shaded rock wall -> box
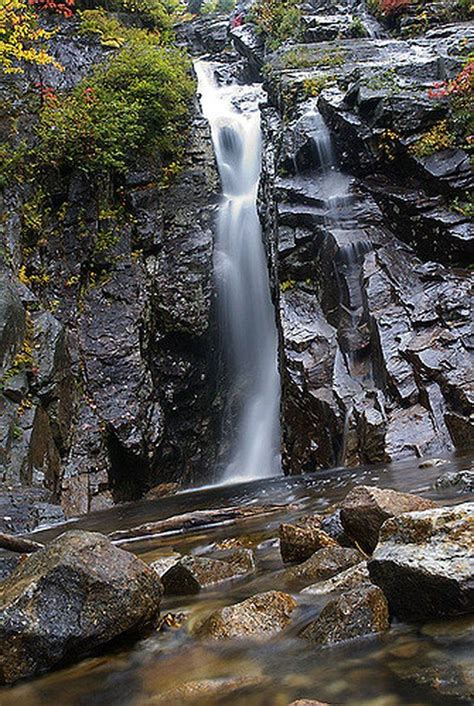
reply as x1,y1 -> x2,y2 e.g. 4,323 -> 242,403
230,2 -> 473,474
0,18 -> 221,528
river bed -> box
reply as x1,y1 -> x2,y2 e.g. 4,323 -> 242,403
1,452 -> 473,705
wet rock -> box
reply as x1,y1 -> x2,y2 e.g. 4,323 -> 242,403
231,24 -> 264,76
280,516 -> 337,564
0,530 -> 163,685
177,15 -> 229,56
0,487 -> 65,534
369,502 -> 474,621
0,273 -> 25,376
302,562 -> 370,595
434,470 -> 474,494
162,549 -> 255,595
0,553 -> 25,582
302,585 -> 389,645
146,676 -> 270,705
320,509 -> 354,547
145,482 -> 181,500
339,485 -> 436,554
286,546 -> 363,586
193,591 -> 297,641
150,553 -> 182,578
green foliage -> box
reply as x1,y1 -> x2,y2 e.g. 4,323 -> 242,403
33,34 -> 194,176
282,46 -> 345,69
409,120 -> 455,158
280,278 -> 295,292
302,75 -> 335,97
202,0 -> 235,13
87,0 -> 183,32
249,0 -> 302,49
79,9 -> 127,46
451,193 -> 474,217
349,16 -> 367,37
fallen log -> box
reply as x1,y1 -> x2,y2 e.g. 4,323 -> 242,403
0,533 -> 44,554
108,503 -> 296,544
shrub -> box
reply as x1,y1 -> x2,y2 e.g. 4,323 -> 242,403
28,0 -> 75,18
34,35 -> 194,176
202,0 -> 235,13
409,120 -> 455,158
302,75 -> 335,97
427,58 -> 473,154
249,0 -> 302,49
349,16 -> 367,37
0,0 -> 61,74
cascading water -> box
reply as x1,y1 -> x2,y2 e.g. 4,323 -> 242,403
304,106 -> 374,383
195,61 -> 281,484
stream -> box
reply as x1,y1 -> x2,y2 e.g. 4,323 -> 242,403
2,451 -> 473,705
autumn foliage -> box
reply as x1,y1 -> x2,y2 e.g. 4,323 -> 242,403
428,60 -> 474,99
0,0 -> 62,73
378,0 -> 411,15
28,0 -> 75,19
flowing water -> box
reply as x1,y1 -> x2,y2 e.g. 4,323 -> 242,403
195,61 -> 281,485
2,452 -> 473,706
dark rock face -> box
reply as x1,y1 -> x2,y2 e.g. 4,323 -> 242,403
161,549 -> 255,595
0,530 -> 163,685
339,485 -> 436,554
368,502 -> 474,621
176,15 -> 230,56
0,20 -> 221,525
249,6 -> 473,474
193,590 -> 297,641
302,585 -> 390,645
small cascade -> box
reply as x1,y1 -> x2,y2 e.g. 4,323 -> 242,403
195,61 -> 281,484
302,107 -> 374,382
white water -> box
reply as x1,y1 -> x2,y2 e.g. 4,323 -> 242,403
195,61 -> 281,484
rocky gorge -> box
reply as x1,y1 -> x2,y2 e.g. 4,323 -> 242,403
0,0 -> 473,702
1,0 -> 472,528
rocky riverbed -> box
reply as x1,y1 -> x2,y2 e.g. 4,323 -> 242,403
0,459 -> 473,703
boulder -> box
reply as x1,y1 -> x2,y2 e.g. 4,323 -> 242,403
280,517 -> 337,564
339,485 -> 436,553
286,546 -> 363,586
193,591 -> 297,641
368,503 -> 474,621
302,562 -> 370,596
150,553 -> 182,578
162,549 -> 255,596
302,585 -> 389,645
434,470 -> 474,494
0,530 -> 163,685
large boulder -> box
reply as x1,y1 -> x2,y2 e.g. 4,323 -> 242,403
302,562 -> 370,596
0,530 -> 163,685
193,591 -> 297,641
302,585 -> 390,645
339,485 -> 436,553
161,549 -> 255,595
368,503 -> 474,621
280,517 -> 337,564
286,546 -> 363,587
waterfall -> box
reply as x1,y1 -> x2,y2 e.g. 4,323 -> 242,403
195,61 -> 281,484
